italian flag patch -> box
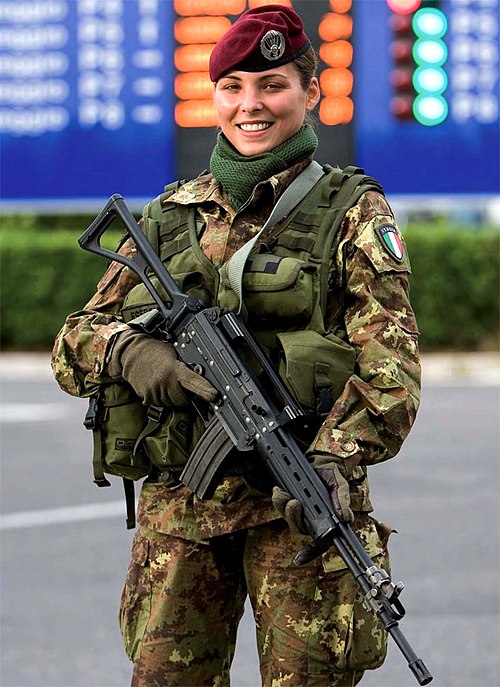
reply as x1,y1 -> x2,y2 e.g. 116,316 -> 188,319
377,224 -> 404,261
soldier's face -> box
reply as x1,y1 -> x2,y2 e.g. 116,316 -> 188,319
213,64 -> 320,157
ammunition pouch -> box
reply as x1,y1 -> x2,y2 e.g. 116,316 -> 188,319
84,382 -> 207,527
84,383 -> 150,529
276,329 -> 356,443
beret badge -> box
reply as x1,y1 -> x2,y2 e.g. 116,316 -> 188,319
260,30 -> 286,61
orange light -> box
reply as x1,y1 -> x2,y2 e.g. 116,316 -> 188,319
174,0 -> 246,15
319,40 -> 353,68
175,100 -> 219,127
318,13 -> 352,41
329,0 -> 352,12
175,16 -> 231,44
175,44 -> 214,72
175,72 -> 214,99
319,96 -> 353,125
320,67 -> 353,97
248,0 -> 292,7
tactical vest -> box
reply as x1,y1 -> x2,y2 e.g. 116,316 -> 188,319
87,165 -> 384,526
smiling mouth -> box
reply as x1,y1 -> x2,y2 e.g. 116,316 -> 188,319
237,122 -> 273,132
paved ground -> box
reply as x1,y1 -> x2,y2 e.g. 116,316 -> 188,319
1,352 -> 499,687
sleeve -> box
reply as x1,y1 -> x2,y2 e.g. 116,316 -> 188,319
310,191 -> 421,467
51,236 -> 141,397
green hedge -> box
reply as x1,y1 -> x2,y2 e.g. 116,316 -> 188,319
405,224 -> 499,350
0,215 -> 498,351
1,215 -> 121,350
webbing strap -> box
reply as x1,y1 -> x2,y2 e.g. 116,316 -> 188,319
310,170 -> 385,316
310,168 -> 379,261
227,160 -> 325,313
83,389 -> 111,489
122,479 -> 136,530
132,405 -> 165,457
144,179 -> 186,255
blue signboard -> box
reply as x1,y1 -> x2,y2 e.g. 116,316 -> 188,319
0,0 -> 175,208
1,0 -> 498,207
354,0 -> 499,195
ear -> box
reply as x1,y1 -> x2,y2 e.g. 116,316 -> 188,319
306,77 -> 321,111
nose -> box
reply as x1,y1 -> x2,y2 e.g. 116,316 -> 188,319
241,85 -> 263,114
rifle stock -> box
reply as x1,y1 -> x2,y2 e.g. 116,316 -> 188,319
79,194 -> 432,685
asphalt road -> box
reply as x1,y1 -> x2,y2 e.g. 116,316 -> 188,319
0,357 -> 499,687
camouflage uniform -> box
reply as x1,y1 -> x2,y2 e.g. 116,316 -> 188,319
52,160 -> 420,687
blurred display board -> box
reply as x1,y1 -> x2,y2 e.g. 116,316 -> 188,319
0,0 -> 175,208
0,0 -> 498,210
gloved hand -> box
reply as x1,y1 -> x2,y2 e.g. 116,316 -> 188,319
109,329 -> 218,407
272,452 -> 354,566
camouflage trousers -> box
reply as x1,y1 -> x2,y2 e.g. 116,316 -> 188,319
119,518 -> 389,687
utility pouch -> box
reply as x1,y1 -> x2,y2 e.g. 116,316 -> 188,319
141,408 -> 206,474
84,383 -> 153,529
219,254 -> 316,326
85,383 -> 152,481
276,329 -> 356,418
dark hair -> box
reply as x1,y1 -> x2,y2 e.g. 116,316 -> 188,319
292,46 -> 319,89
291,45 -> 320,125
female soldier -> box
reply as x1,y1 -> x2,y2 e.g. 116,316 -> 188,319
52,5 -> 420,686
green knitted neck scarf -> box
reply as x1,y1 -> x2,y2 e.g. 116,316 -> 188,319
210,124 -> 318,209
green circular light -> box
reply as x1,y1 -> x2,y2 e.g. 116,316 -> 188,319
413,66 -> 448,94
413,38 -> 447,67
413,8 -> 447,39
413,94 -> 448,125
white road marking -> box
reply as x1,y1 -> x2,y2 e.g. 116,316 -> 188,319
0,500 -> 130,530
0,402 -> 74,423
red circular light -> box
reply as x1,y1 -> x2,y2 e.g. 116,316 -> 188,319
386,0 -> 421,15
390,38 -> 413,62
389,13 -> 413,33
390,94 -> 414,118
390,67 -> 413,90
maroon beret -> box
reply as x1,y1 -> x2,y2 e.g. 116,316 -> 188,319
209,4 -> 310,82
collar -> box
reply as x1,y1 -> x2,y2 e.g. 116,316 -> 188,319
169,159 -> 313,214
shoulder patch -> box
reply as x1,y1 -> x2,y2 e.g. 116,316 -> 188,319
376,224 -> 405,262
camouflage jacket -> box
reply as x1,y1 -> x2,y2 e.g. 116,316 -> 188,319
52,161 -> 420,543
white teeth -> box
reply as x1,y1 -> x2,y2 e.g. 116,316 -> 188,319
239,123 -> 271,131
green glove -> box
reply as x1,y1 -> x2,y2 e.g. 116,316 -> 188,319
109,329 -> 218,407
311,453 -> 354,524
272,453 -> 355,565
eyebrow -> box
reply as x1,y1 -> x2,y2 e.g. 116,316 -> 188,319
221,72 -> 291,82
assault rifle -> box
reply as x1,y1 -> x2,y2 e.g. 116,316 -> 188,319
79,194 -> 432,686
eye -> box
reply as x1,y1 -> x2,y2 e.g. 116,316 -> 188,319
223,82 -> 241,91
264,82 -> 284,91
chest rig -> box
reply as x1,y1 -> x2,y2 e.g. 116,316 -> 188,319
123,164 -> 383,414
88,165 -> 383,528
